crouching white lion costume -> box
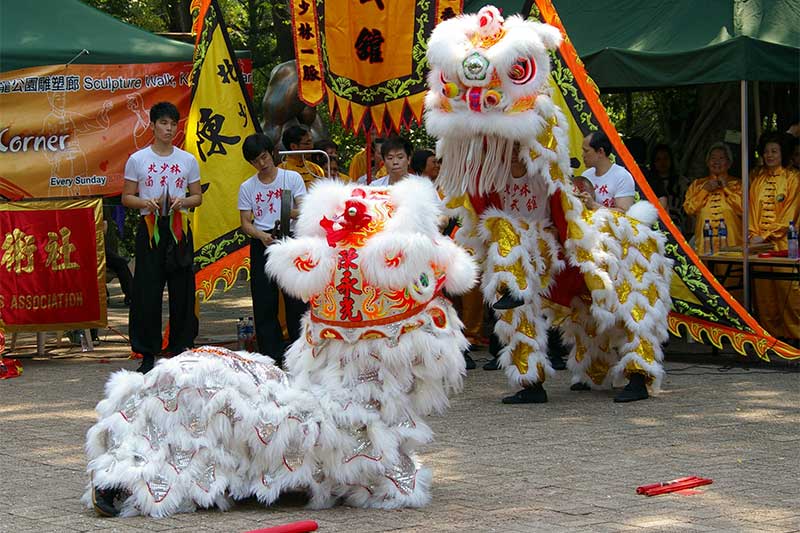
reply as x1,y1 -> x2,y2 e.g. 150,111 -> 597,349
83,177 -> 477,517
426,7 -> 673,403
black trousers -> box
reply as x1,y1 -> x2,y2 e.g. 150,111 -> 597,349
129,218 -> 198,356
250,238 -> 306,364
105,243 -> 133,299
488,306 -> 502,358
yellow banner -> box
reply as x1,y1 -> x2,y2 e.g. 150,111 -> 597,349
184,25 -> 257,258
295,0 -> 463,135
292,0 -> 324,105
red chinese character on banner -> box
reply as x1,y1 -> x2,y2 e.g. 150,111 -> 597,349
175,177 -> 185,189
145,175 -> 154,187
170,164 -> 182,174
336,248 -> 363,321
255,192 -> 264,203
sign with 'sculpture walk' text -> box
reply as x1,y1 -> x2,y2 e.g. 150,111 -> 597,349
0,61 -> 252,201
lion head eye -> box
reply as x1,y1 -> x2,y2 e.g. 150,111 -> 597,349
508,57 -> 535,84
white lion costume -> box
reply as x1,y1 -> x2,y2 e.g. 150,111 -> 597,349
83,177 -> 476,517
426,7 -> 673,402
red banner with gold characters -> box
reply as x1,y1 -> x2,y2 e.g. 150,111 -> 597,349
0,198 -> 106,332
0,61 -> 252,201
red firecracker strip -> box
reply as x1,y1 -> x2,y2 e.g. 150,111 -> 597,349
637,476 -> 713,496
243,520 -> 318,533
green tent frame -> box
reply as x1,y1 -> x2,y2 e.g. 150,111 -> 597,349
465,0 -> 800,89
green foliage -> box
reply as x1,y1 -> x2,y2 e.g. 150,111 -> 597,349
85,0 -> 168,31
601,88 -> 698,148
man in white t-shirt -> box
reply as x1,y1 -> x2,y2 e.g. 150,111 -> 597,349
121,102 -> 203,374
490,143 -> 568,377
357,136 -> 421,186
580,131 -> 635,212
238,133 -> 307,366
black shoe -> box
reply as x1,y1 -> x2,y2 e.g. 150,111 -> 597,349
570,382 -> 591,391
492,291 -> 524,310
463,351 -> 476,370
483,357 -> 501,371
123,296 -> 131,306
502,384 -> 547,404
136,354 -> 155,374
92,486 -> 120,517
614,372 -> 649,403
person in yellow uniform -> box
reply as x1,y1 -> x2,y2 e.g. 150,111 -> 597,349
278,125 -> 324,187
312,139 -> 349,181
683,142 -> 743,254
748,133 -> 800,340
350,137 -> 387,183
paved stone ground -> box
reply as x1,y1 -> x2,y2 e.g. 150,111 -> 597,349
2,280 -> 799,532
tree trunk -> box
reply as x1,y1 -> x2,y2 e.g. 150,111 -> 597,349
167,0 -> 193,33
681,83 -> 740,179
272,0 -> 295,63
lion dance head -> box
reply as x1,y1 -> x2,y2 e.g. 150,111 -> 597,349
425,6 -> 570,198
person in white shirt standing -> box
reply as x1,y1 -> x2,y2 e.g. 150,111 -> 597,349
238,133 -> 307,366
580,131 -> 635,212
121,102 -> 203,374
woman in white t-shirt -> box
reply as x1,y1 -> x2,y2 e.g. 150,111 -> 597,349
238,134 -> 307,366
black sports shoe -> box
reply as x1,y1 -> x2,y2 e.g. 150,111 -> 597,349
463,351 -> 476,370
92,486 -> 120,517
492,291 -> 524,310
136,354 -> 155,374
614,372 -> 649,403
501,384 -> 547,404
570,382 -> 591,391
483,357 -> 500,371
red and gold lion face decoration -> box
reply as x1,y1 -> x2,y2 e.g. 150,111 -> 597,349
266,178 -> 477,345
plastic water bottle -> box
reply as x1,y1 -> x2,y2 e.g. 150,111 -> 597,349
236,317 -> 246,350
79,330 -> 90,352
703,219 -> 714,255
245,317 -> 255,352
789,221 -> 799,259
717,219 -> 728,250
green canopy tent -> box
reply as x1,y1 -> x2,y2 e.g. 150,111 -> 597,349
466,0 -> 800,314
466,0 -> 800,90
0,0 -> 195,72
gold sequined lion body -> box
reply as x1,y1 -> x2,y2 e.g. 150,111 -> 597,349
425,6 -> 673,399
